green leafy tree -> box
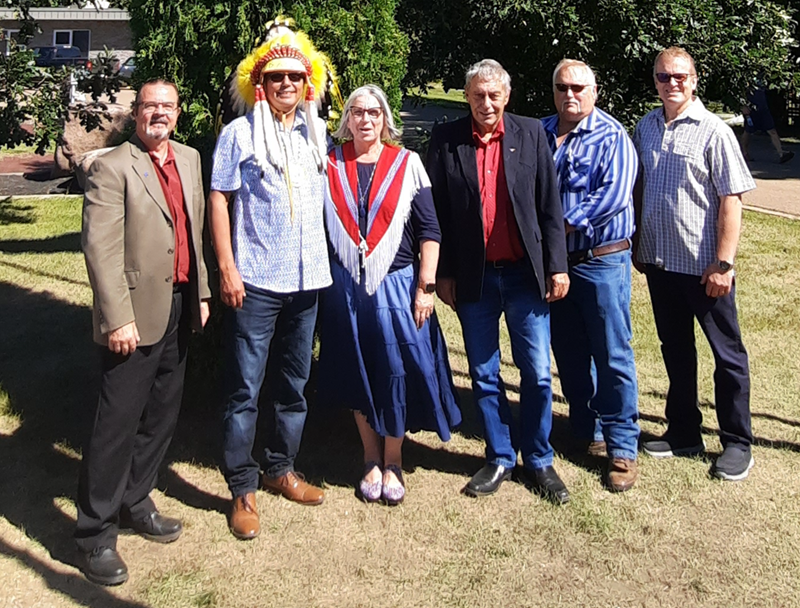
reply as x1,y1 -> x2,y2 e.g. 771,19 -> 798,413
399,0 -> 798,127
128,0 -> 408,150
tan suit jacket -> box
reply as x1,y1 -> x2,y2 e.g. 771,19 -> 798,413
82,134 -> 211,346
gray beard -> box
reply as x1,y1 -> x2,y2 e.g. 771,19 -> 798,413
145,124 -> 170,141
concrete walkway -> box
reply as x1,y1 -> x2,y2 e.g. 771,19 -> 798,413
2,100 -> 798,219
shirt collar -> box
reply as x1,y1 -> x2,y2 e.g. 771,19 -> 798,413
471,115 -> 505,145
148,142 -> 175,167
661,97 -> 705,124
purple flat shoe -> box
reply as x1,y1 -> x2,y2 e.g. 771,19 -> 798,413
381,464 -> 405,506
358,461 -> 382,503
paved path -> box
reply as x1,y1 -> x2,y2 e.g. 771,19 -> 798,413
2,100 -> 798,218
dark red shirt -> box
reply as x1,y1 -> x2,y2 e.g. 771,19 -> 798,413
472,118 -> 524,262
149,144 -> 190,284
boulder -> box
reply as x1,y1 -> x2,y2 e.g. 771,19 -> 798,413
74,146 -> 116,190
53,104 -> 132,179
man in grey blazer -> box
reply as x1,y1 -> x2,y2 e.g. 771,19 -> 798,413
75,79 -> 211,586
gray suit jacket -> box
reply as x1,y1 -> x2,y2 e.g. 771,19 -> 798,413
82,134 -> 211,346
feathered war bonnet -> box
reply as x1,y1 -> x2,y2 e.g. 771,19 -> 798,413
231,18 -> 338,179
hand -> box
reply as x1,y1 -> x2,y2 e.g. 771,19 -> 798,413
632,258 -> 646,274
200,300 -> 211,327
564,222 -> 576,234
546,272 -> 570,303
436,278 -> 457,311
700,262 -> 733,298
414,290 -> 435,329
219,265 -> 246,309
107,321 -> 140,356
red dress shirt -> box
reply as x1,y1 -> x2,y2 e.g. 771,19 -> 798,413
149,145 -> 191,284
472,118 -> 524,262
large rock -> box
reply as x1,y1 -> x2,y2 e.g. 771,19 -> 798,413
74,146 -> 116,190
53,104 -> 132,179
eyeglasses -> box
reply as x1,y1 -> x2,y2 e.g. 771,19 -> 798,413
265,72 -> 305,84
555,83 -> 591,93
139,102 -> 178,115
655,72 -> 693,83
350,107 -> 383,120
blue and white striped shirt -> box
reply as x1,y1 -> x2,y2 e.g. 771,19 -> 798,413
633,99 -> 755,276
542,108 -> 638,253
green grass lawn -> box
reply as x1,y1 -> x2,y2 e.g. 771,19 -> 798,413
1,195 -> 800,607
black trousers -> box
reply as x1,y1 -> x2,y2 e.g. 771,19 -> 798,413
75,288 -> 190,552
645,266 -> 752,448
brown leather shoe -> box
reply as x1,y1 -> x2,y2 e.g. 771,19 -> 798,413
606,458 -> 638,492
229,492 -> 260,540
262,471 -> 324,505
587,440 -> 608,458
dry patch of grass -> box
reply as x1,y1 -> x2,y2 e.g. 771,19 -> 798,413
1,197 -> 800,607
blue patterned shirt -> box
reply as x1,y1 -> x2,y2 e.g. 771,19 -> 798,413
633,99 -> 756,276
542,108 -> 638,253
211,110 -> 332,293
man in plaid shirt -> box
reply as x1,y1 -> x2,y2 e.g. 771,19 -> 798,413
633,46 -> 756,481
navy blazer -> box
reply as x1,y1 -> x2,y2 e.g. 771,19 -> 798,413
426,113 -> 568,303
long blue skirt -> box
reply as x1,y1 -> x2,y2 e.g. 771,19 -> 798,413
317,261 -> 462,440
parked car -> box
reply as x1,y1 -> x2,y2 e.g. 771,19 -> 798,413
117,56 -> 135,82
32,46 -> 92,69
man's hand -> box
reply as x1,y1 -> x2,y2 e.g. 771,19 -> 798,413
436,278 -> 457,311
219,265 -> 246,309
414,290 -> 435,330
700,262 -> 733,298
108,321 -> 140,356
564,222 -> 576,234
200,300 -> 211,327
546,272 -> 570,303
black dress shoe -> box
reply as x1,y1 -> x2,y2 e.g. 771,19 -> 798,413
79,547 -> 128,586
464,463 -> 512,497
525,465 -> 570,505
124,511 -> 183,543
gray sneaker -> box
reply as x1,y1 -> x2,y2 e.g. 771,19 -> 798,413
713,445 -> 754,481
642,437 -> 705,458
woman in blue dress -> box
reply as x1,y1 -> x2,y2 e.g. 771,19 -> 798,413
318,84 -> 461,505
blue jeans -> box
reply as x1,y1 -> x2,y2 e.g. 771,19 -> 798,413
457,263 -> 554,470
550,250 -> 640,460
222,284 -> 318,497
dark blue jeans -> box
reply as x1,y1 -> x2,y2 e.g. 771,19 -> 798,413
222,284 -> 318,497
645,266 -> 752,448
550,250 -> 640,460
457,263 -> 554,471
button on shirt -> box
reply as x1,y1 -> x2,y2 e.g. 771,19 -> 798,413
541,108 -> 638,253
148,144 -> 190,284
211,110 -> 332,293
633,99 -> 755,276
472,118 -> 524,262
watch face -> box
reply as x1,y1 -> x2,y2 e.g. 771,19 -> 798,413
424,282 -> 436,294
718,260 -> 732,272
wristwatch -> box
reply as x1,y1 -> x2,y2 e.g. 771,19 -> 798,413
717,259 -> 734,273
420,281 -> 437,294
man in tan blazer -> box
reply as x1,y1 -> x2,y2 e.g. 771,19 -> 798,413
75,79 -> 210,586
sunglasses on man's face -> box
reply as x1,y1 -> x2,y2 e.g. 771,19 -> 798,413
655,72 -> 693,84
265,72 -> 305,84
555,83 -> 591,93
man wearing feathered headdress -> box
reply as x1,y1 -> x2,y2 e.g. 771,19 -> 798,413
208,20 -> 335,541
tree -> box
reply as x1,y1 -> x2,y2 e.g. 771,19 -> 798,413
128,0 -> 409,151
399,0 -> 798,127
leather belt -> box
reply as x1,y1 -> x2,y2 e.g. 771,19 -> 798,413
568,239 -> 630,267
486,259 -> 523,269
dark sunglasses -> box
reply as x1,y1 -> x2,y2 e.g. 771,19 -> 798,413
265,72 -> 305,83
555,83 -> 590,93
655,72 -> 693,83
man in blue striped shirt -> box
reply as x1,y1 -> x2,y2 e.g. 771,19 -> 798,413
542,59 -> 640,492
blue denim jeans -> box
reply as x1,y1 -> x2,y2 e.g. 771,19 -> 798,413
550,250 -> 640,460
222,284 -> 318,497
457,263 -> 554,470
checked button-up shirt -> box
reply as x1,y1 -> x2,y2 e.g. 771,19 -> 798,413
633,98 -> 755,277
542,108 -> 638,254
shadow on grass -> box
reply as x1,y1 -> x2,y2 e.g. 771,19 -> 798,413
0,231 -> 81,253
0,197 -> 35,225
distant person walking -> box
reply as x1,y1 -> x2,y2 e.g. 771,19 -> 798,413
740,86 -> 794,164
